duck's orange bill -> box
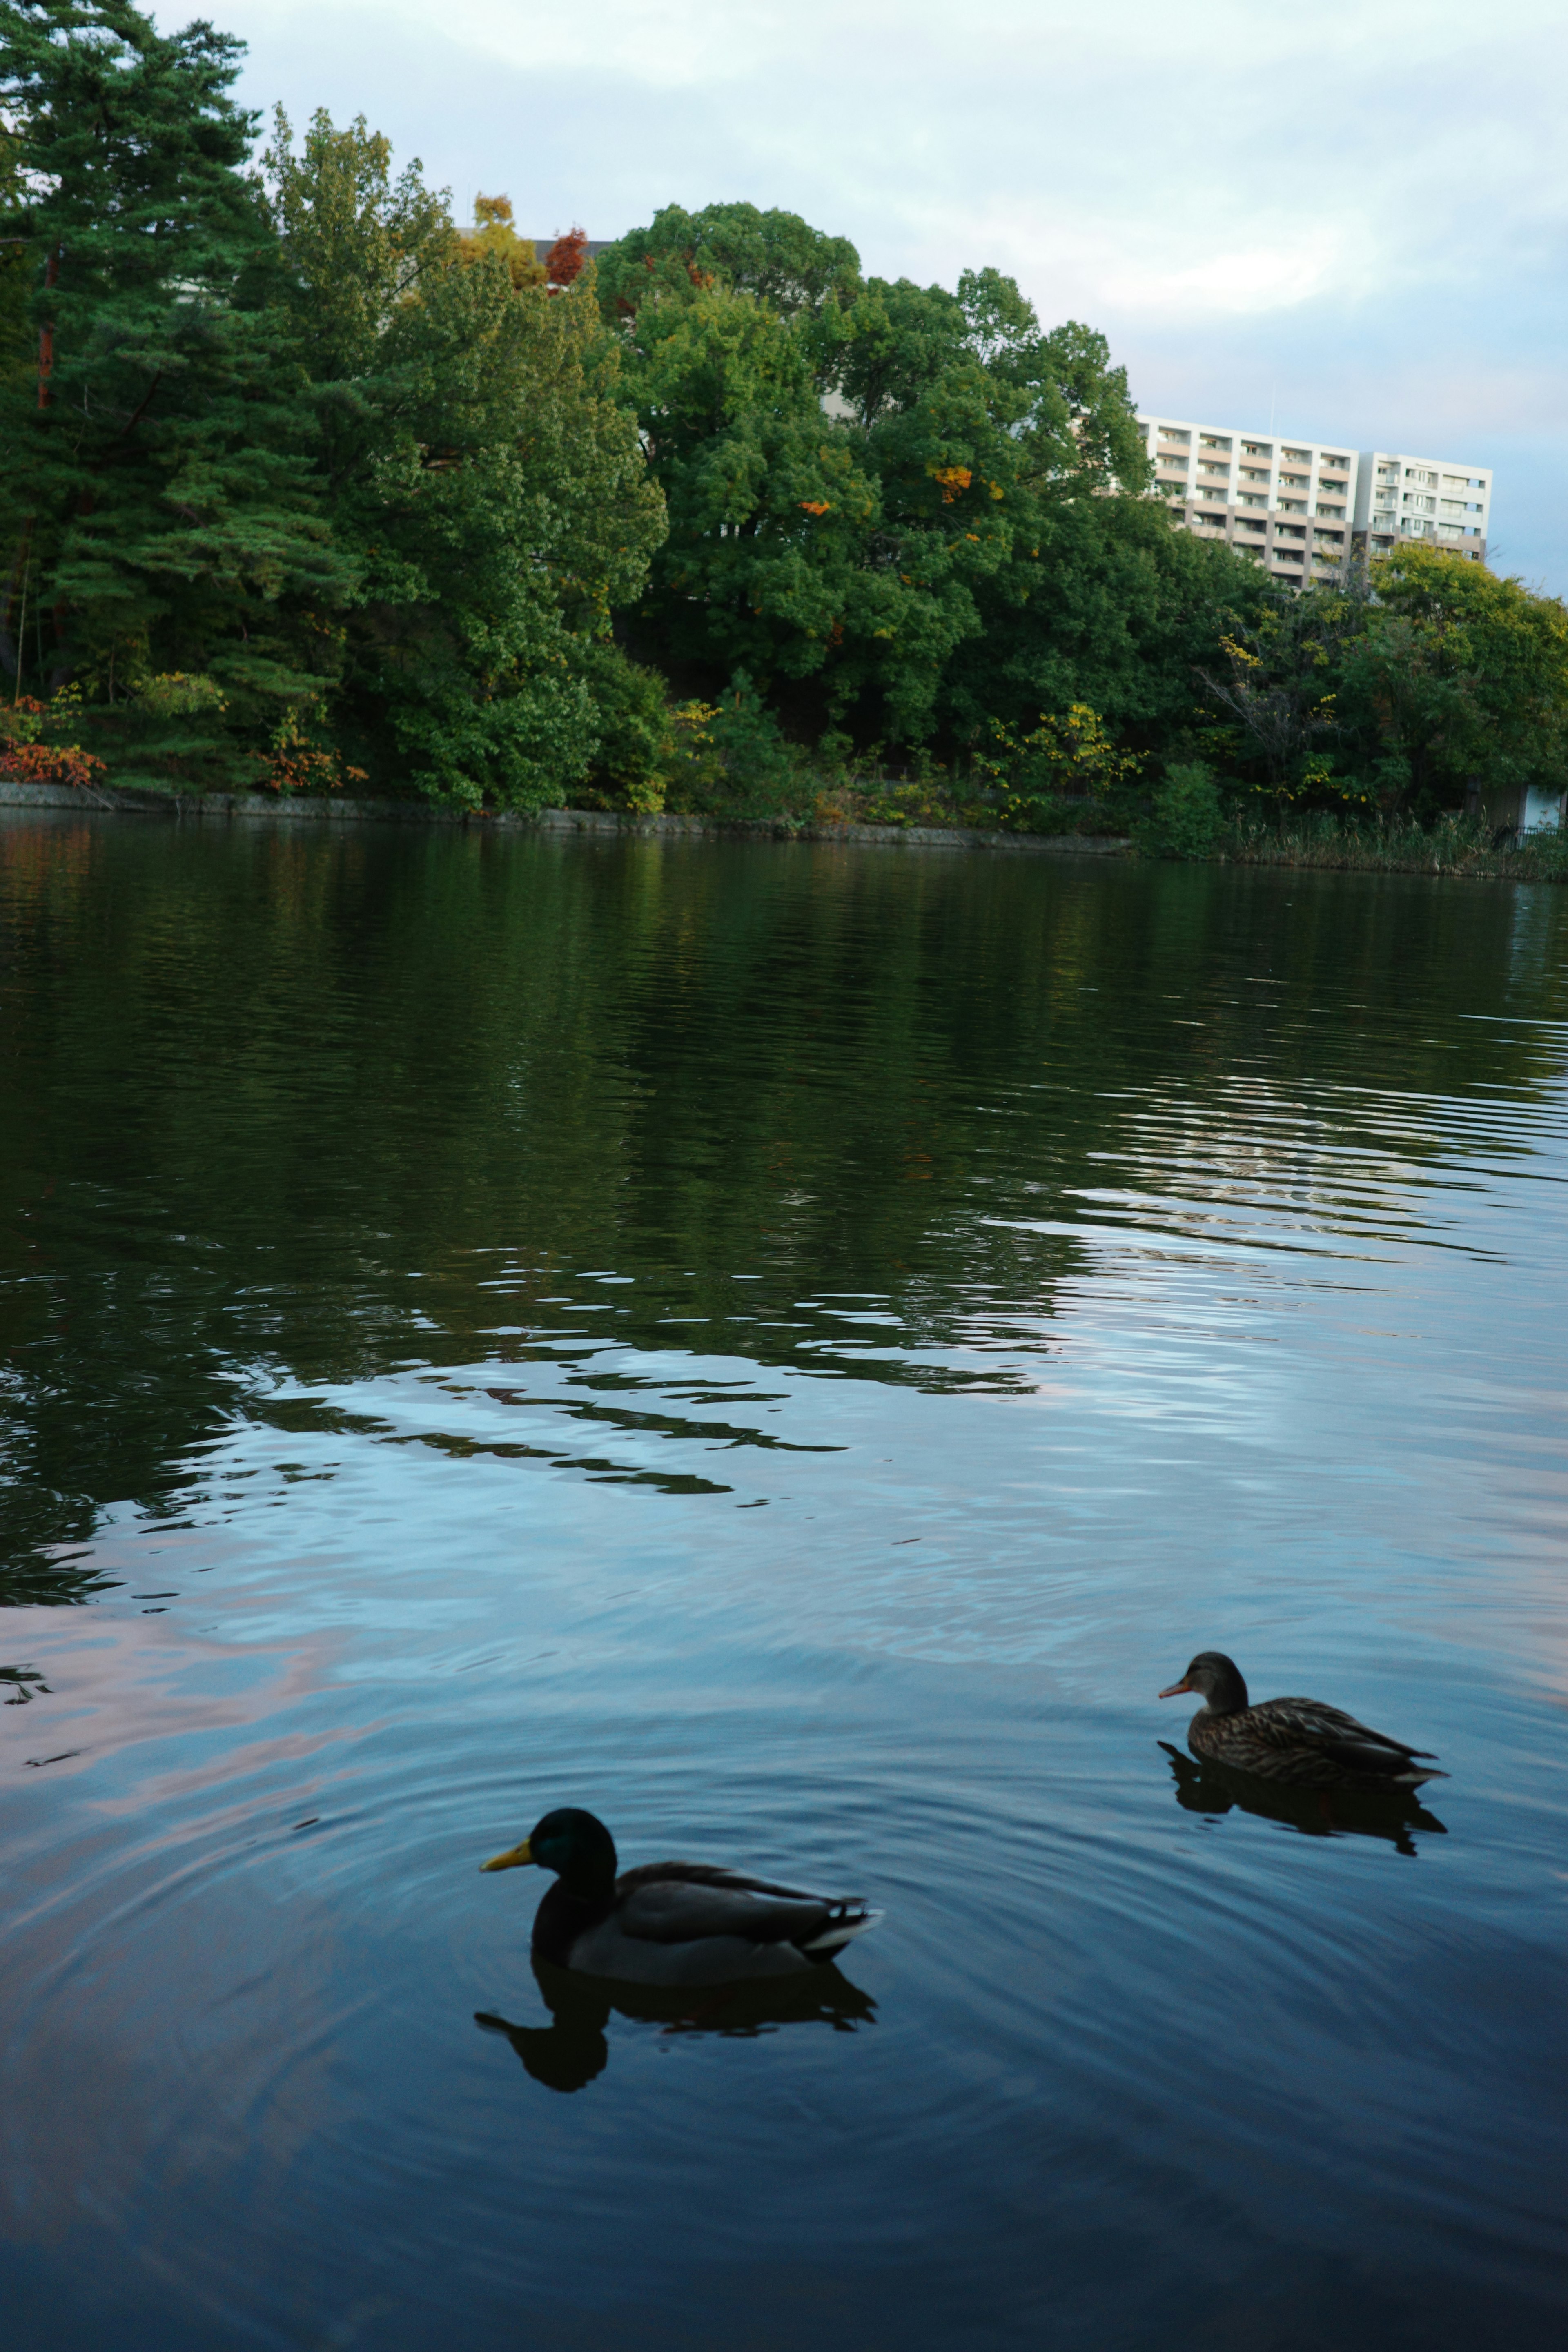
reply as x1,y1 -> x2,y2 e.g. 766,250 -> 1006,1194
480,1839 -> 534,1873
1158,1677 -> 1193,1698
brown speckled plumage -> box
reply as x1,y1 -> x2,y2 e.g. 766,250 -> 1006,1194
1159,1652 -> 1446,1789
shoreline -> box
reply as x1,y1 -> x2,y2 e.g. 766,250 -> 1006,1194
0,779 -> 1129,858
3,778 -> 1562,884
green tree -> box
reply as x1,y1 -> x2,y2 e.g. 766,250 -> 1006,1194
596,199 -> 862,330
0,0 -> 349,780
261,110 -> 667,805
1196,571 -> 1372,811
598,209 -> 1265,767
1341,543 -> 1568,814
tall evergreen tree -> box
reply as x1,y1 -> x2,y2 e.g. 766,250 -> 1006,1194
0,0 -> 349,780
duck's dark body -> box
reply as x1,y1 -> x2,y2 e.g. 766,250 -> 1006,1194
532,1860 -> 880,1984
484,1810 -> 883,1988
1161,1653 -> 1445,1790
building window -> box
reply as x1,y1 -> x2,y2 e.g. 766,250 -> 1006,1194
1200,434 -> 1232,450
1241,441 -> 1272,457
1238,492 -> 1267,508
1276,499 -> 1307,514
1376,464 -> 1397,482
1197,460 -> 1231,477
1403,493 -> 1436,513
1404,466 -> 1437,485
1236,518 -> 1266,534
1323,454 -> 1350,468
1158,428 -> 1192,445
1315,503 -> 1346,519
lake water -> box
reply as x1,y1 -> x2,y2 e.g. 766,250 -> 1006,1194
2,813 -> 1566,2351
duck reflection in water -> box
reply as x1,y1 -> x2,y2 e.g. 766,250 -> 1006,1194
477,1956 -> 877,2093
1160,1743 -> 1447,1857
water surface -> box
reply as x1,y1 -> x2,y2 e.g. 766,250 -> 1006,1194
2,815 -> 1566,2349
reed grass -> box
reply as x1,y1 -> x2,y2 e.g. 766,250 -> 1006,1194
1219,810 -> 1568,883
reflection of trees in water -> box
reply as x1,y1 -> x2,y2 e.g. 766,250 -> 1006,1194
476,1954 -> 876,2094
2,816 -> 1565,1600
1160,1742 -> 1448,1858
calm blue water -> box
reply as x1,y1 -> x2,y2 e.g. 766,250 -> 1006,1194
2,813 -> 1566,2349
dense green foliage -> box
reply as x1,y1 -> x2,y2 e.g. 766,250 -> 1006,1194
0,0 -> 347,781
0,0 -> 664,802
2,9 -> 1564,829
1199,545 -> 1568,822
596,201 -> 1261,771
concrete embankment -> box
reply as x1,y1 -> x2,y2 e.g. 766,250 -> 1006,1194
0,778 -> 1129,857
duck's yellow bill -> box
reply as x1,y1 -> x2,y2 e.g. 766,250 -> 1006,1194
1158,1677 -> 1193,1699
480,1839 -> 533,1873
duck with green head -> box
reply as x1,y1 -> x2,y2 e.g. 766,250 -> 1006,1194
1159,1652 -> 1446,1788
481,1807 -> 884,1987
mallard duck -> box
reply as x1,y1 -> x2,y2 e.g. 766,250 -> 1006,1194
480,1807 -> 884,1986
1159,1652 -> 1446,1788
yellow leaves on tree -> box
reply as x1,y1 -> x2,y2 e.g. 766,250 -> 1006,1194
456,195 -> 545,291
976,702 -> 1141,826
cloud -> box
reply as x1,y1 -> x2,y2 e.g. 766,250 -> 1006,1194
171,0 -> 1568,587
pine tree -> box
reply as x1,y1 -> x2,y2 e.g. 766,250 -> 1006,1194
0,0 -> 352,784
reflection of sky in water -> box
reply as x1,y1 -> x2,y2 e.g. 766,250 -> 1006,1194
2,822 -> 1567,2349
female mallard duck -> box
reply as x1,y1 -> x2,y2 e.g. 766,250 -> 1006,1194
480,1807 -> 884,1986
1159,1652 -> 1446,1788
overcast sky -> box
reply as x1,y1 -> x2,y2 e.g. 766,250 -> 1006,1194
185,0 -> 1566,590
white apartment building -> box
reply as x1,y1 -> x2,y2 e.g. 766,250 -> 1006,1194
1355,452 -> 1491,559
1137,418 -> 1491,578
